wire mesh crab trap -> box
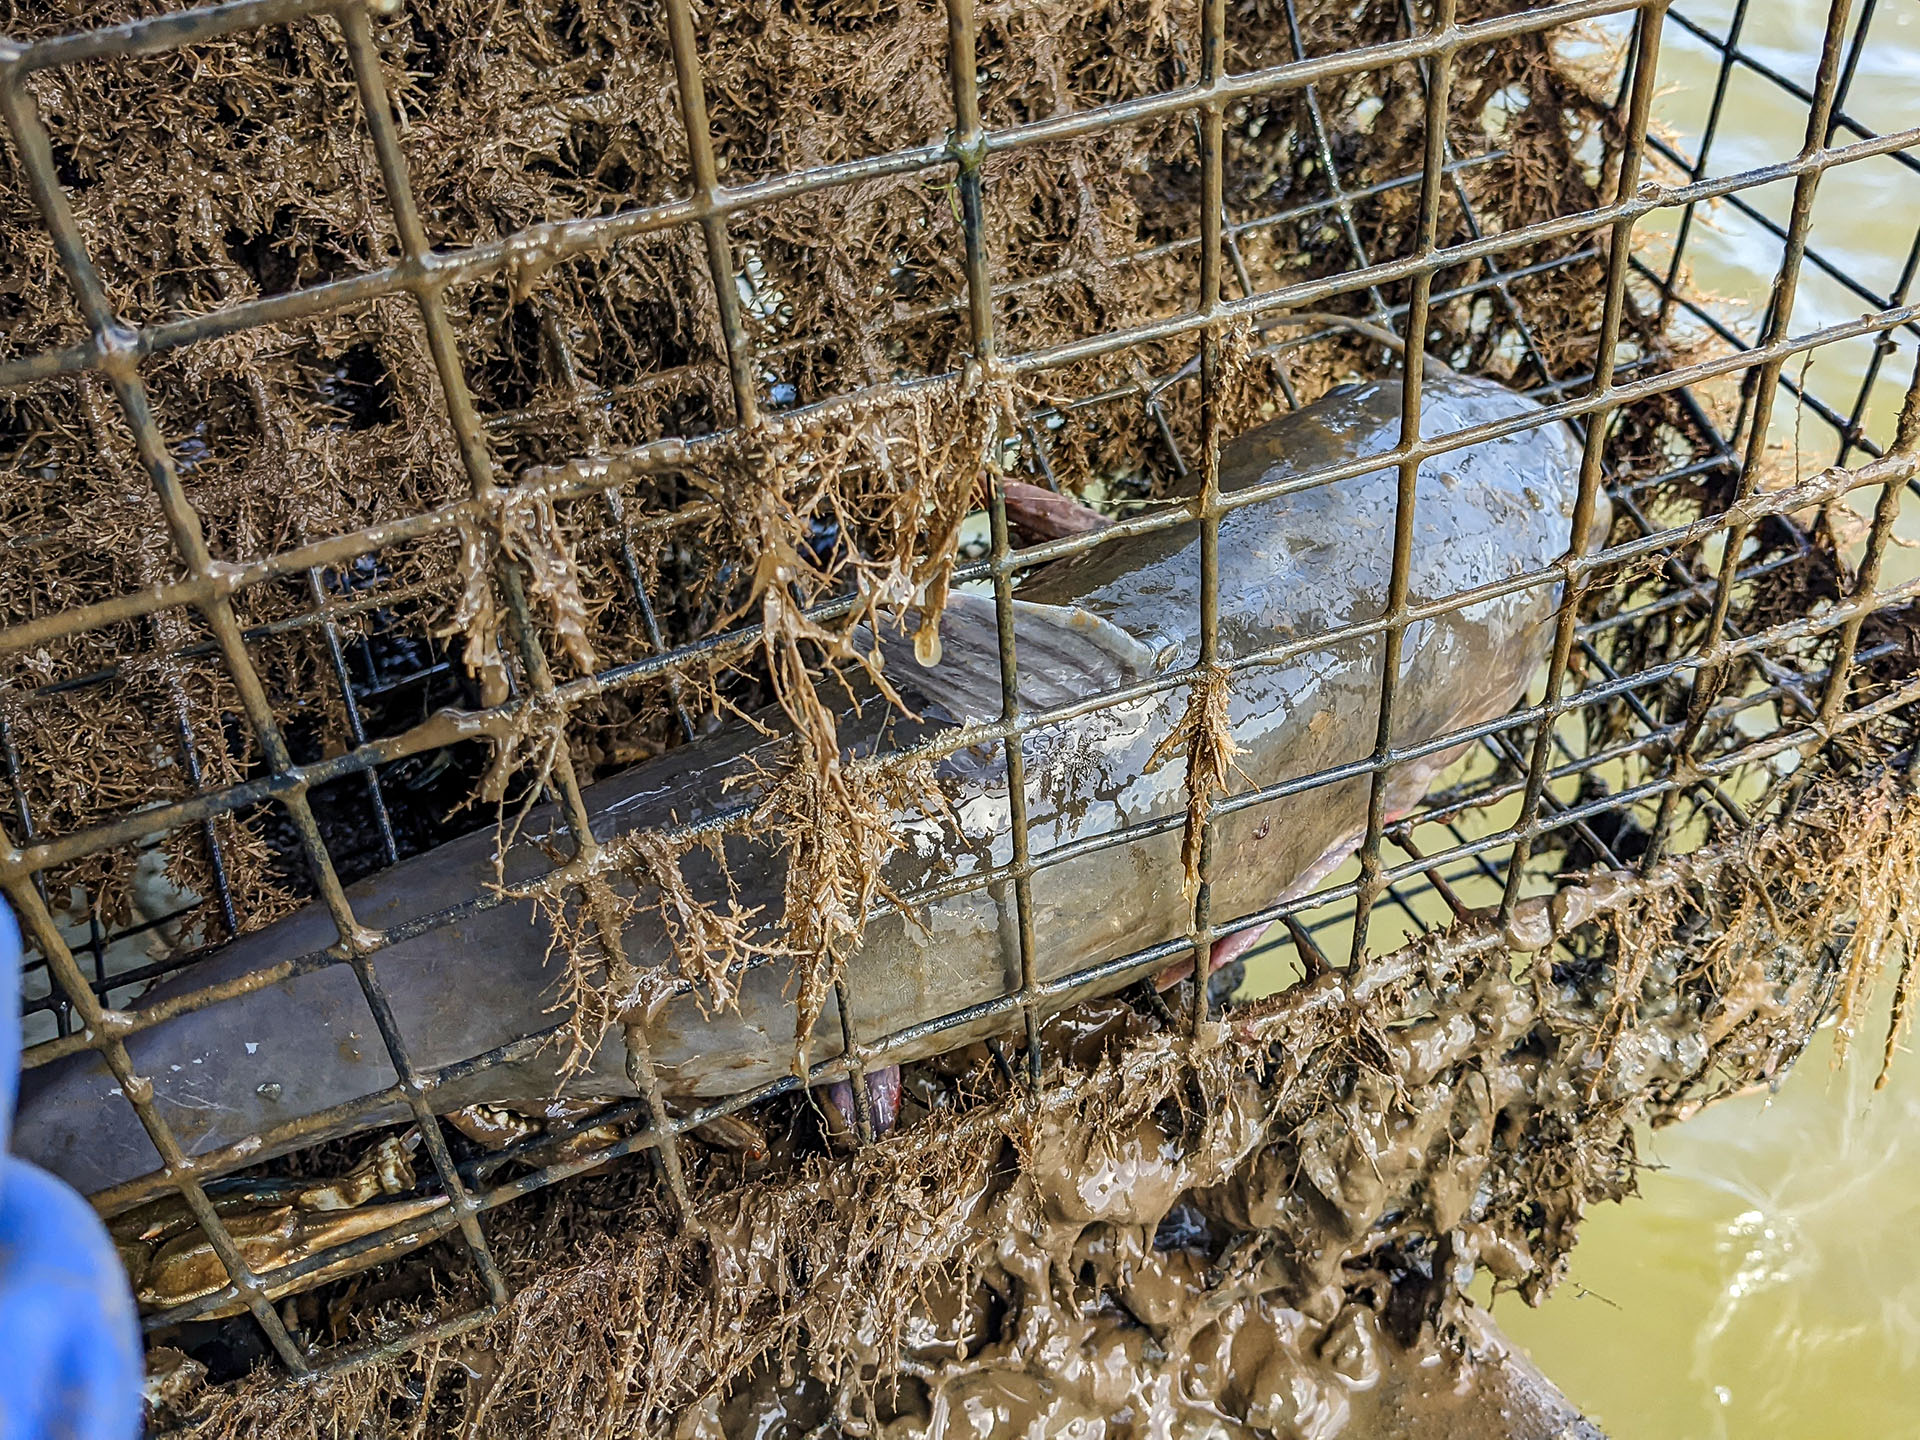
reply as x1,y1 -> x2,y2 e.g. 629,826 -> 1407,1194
2,0 -> 1918,1430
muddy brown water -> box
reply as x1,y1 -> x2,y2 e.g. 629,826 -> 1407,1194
1243,5 -> 1920,1431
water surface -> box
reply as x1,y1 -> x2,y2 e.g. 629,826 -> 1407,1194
1244,6 -> 1919,1429
1495,5 -> 1920,1433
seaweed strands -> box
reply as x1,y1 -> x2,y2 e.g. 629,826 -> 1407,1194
152,769 -> 1920,1438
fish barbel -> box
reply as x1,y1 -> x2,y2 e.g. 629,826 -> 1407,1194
16,370 -> 1603,1199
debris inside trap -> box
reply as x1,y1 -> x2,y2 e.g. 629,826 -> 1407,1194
156,774 -> 1919,1439
0,0 -> 1640,947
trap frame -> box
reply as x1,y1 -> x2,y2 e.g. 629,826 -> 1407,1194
2,0 -> 1918,1396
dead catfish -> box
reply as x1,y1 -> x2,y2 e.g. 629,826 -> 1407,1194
16,370 -> 1604,1198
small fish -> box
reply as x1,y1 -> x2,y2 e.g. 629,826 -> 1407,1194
17,370 -> 1603,1199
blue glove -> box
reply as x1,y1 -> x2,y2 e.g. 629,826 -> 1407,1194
1,898 -> 144,1440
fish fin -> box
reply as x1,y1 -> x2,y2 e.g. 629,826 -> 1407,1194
1000,480 -> 1112,540
864,590 -> 1161,724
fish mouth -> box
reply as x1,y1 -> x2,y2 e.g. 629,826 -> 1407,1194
1149,787 -> 1450,994
819,1066 -> 904,1140
1151,921 -> 1274,993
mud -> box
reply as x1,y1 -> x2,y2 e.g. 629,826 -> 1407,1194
684,1300 -> 1598,1440
149,770 -> 1916,1439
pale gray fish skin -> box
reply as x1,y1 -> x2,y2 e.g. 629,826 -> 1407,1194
16,372 -> 1601,1198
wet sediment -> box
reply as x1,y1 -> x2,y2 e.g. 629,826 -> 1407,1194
160,771 -> 1920,1439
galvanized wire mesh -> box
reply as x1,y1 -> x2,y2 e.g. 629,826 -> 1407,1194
2,0 -> 1917,1381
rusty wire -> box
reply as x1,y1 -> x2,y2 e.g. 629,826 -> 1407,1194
1,0 -> 1918,1380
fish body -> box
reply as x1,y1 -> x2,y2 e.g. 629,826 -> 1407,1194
16,372 -> 1599,1199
